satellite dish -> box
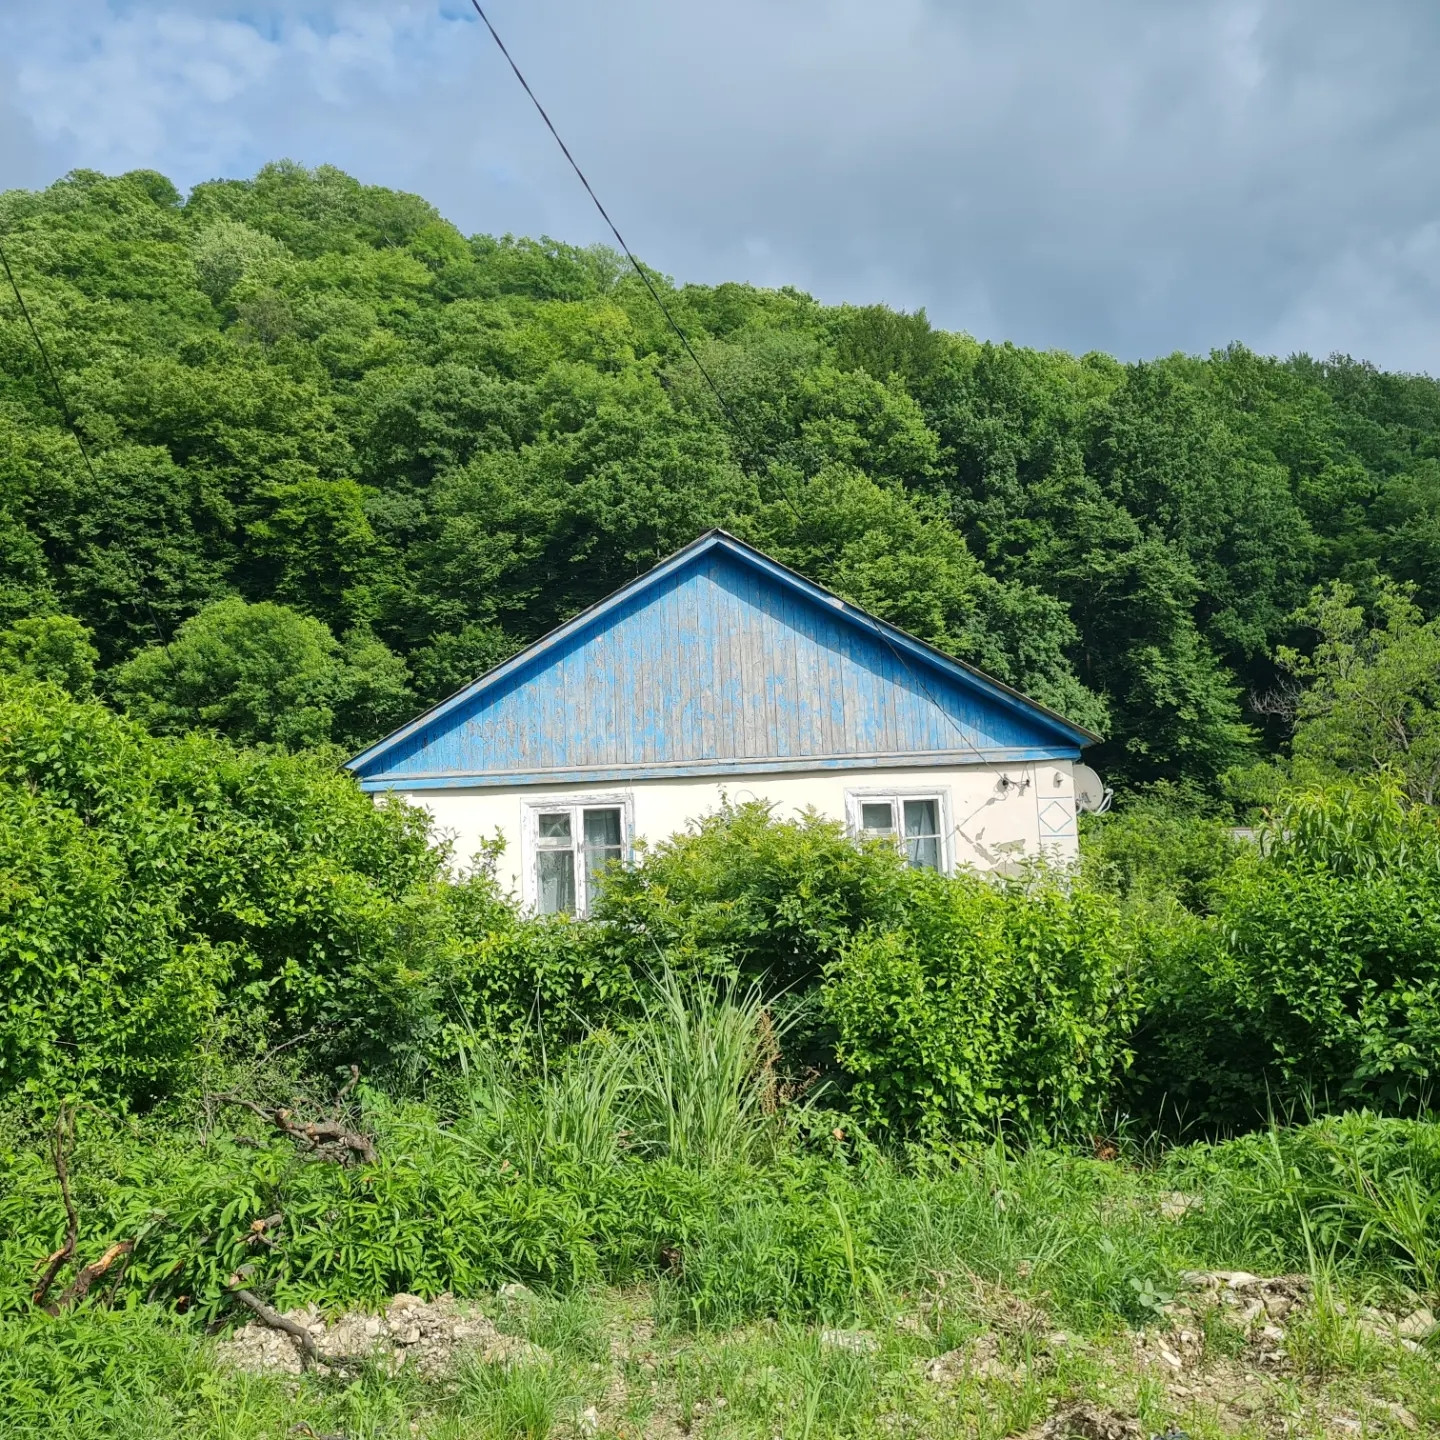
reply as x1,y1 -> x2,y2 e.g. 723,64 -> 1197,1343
1073,764 -> 1112,815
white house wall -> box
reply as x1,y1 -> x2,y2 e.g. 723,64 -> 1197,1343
391,760 -> 1079,908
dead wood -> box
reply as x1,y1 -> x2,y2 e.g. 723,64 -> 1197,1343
208,1076 -> 375,1166
31,1108 -> 77,1309
244,1213 -> 285,1248
227,1278 -> 320,1367
55,1241 -> 135,1309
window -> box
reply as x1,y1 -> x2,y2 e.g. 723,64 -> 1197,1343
529,800 -> 629,915
849,792 -> 946,871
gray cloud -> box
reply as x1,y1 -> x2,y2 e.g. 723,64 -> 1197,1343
3,1 -> 1440,370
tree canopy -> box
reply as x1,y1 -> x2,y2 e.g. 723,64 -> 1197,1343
4,162 -> 1440,784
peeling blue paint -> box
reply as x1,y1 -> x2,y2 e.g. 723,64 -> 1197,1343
349,532 -> 1097,791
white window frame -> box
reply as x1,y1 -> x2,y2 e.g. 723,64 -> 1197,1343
844,786 -> 951,873
521,792 -> 634,916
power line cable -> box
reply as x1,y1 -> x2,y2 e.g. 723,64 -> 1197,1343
465,4 -> 1026,781
0,238 -> 101,488
467,0 -> 744,439
0,233 -> 170,645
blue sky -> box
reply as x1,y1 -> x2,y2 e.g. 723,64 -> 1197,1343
3,1 -> 1440,372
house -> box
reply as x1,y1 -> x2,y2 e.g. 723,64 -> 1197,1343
347,530 -> 1101,913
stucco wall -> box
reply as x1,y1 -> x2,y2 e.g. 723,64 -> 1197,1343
392,760 -> 1078,909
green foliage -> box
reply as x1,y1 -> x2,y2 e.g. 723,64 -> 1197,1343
1133,786 -> 1440,1126
1166,1113 -> 1440,1299
410,621 -> 518,705
1281,580 -> 1440,804
111,596 -> 410,749
11,163 -> 1440,789
1080,784 -> 1246,913
0,676 -> 478,1103
455,1355 -> 581,1440
629,971 -> 792,1169
822,870 -> 1140,1138
0,677 -> 224,1106
0,614 -> 98,693
591,801 -> 911,993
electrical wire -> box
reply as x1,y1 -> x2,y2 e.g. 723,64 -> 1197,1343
465,3 -> 1019,779
0,237 -> 101,488
467,0 -> 742,435
0,233 -> 170,645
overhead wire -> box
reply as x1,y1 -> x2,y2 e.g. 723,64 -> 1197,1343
0,234 -> 171,646
464,2 -> 1025,793
466,0 -> 743,438
0,238 -> 101,488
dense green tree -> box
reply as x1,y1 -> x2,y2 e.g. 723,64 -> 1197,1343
1280,581 -> 1440,804
0,614 -> 98,693
111,596 -> 409,750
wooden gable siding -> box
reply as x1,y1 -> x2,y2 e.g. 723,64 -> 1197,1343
358,548 -> 1077,789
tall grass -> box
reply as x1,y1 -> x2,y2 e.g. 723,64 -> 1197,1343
629,970 -> 790,1168
453,1030 -> 636,1178
449,970 -> 793,1175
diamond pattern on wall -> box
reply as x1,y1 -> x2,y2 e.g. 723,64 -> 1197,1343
1038,799 -> 1074,835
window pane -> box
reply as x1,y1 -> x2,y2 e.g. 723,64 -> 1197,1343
538,811 -> 572,843
860,802 -> 895,834
903,799 -> 941,871
583,808 -> 625,894
583,808 -> 622,848
585,846 -> 623,889
537,849 -> 576,914
903,799 -> 938,837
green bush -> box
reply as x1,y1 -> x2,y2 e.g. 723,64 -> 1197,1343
438,911 -> 643,1053
0,679 -> 224,1105
1131,786 -> 1440,1127
822,868 -> 1140,1138
0,677 -> 505,1105
0,615 -> 98,694
1080,783 -> 1247,914
591,800 -> 911,991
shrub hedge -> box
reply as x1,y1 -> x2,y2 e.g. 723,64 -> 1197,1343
5,675 -> 1440,1136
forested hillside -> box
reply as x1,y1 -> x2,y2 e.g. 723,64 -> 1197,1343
6,162 -> 1440,789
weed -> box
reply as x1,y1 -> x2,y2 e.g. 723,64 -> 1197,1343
453,1357 -> 582,1440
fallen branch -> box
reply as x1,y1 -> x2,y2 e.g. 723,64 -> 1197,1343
208,1079 -> 375,1166
227,1277 -> 319,1367
244,1213 -> 285,1248
55,1241 -> 135,1310
31,1109 -> 77,1309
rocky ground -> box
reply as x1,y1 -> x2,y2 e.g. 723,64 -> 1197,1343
212,1269 -> 1438,1439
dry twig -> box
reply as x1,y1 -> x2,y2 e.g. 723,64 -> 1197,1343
208,1076 -> 375,1166
31,1108 -> 77,1309
56,1241 -> 135,1309
33,1109 -> 138,1314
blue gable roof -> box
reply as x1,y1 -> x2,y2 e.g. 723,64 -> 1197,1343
349,531 -> 1098,791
